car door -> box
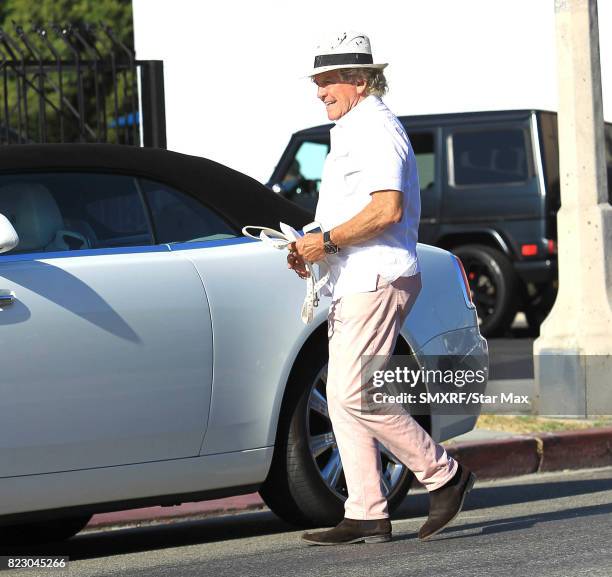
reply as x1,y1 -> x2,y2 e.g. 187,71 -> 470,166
0,172 -> 213,477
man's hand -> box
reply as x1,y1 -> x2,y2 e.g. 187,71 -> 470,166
291,233 -> 326,264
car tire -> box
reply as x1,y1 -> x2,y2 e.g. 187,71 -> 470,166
453,244 -> 519,337
0,514 -> 92,545
260,338 -> 415,528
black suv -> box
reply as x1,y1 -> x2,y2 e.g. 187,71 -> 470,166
268,109 -> 612,337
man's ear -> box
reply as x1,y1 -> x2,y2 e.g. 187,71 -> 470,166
356,79 -> 368,96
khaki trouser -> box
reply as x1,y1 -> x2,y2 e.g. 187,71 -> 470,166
326,273 -> 458,520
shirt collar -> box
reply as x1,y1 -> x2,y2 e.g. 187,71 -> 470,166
334,95 -> 380,129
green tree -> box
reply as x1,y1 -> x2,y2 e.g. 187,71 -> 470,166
1,0 -> 133,38
0,0 -> 135,144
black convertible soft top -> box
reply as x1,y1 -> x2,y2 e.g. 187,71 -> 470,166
0,144 -> 313,232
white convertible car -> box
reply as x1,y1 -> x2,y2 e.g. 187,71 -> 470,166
0,144 -> 487,543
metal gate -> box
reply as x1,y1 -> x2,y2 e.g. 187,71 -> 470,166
0,23 -> 166,148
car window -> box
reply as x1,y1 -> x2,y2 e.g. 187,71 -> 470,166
450,128 -> 529,186
273,140 -> 329,212
0,172 -> 153,255
409,132 -> 435,190
139,179 -> 237,244
295,141 -> 329,186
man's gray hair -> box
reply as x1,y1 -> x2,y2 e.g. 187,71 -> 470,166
336,68 -> 389,98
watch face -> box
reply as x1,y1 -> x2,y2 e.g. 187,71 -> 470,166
324,243 -> 338,254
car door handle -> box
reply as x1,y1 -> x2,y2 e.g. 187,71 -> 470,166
0,290 -> 15,307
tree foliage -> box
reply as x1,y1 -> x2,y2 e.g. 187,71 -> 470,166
0,0 -> 136,144
0,0 -> 133,47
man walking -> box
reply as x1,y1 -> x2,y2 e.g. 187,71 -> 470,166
288,31 -> 476,545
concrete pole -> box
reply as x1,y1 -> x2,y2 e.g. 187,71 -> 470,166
533,0 -> 612,417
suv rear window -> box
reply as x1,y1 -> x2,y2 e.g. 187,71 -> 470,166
451,128 -> 529,186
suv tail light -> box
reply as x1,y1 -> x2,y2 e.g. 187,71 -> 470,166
521,244 -> 538,257
452,254 -> 474,307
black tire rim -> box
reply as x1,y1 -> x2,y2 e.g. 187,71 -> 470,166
460,255 -> 501,328
305,365 -> 406,501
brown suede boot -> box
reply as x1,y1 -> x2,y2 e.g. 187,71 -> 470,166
418,463 -> 477,541
302,517 -> 392,545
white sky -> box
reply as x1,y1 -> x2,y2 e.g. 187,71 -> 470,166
133,0 -> 612,183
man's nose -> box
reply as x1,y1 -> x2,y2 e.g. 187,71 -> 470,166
317,85 -> 327,100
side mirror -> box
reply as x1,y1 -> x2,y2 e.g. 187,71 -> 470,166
0,213 -> 19,254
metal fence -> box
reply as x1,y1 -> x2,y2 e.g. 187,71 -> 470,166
0,23 -> 166,148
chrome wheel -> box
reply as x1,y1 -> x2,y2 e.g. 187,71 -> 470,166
306,365 -> 407,501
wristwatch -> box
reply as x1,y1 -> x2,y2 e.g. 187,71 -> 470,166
323,230 -> 339,254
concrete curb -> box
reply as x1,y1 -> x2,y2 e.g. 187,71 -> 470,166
85,426 -> 612,530
444,436 -> 541,480
536,428 -> 612,472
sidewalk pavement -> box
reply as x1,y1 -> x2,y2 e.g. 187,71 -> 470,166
84,425 -> 612,531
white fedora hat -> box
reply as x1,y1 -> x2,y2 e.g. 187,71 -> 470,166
305,31 -> 388,78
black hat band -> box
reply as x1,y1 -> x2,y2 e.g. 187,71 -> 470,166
313,52 -> 374,68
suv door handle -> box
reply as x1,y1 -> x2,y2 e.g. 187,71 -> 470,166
0,290 -> 15,307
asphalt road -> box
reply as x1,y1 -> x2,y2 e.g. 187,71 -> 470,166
5,466 -> 611,577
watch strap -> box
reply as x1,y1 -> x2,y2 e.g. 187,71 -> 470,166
323,230 -> 339,253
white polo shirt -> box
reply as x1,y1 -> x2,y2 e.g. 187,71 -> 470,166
314,95 -> 421,301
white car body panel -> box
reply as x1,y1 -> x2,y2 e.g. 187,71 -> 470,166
0,247 -> 213,477
172,238 -> 322,455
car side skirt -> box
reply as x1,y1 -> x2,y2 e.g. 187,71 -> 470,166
0,447 -> 272,522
